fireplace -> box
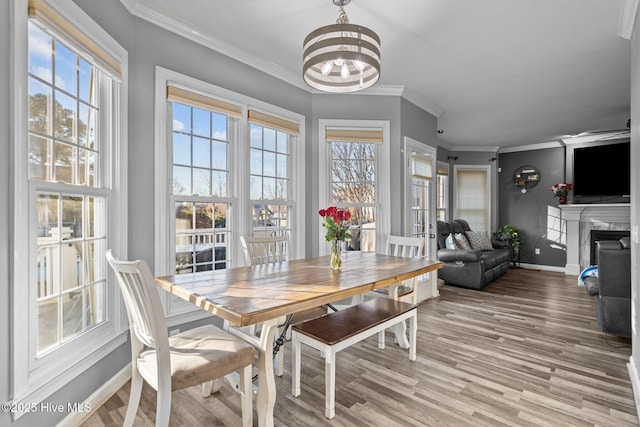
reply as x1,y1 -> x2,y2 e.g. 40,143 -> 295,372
559,204 -> 630,275
590,230 -> 631,265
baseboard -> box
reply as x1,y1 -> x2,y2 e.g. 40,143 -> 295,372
627,356 -> 640,425
56,363 -> 132,427
517,263 -> 568,274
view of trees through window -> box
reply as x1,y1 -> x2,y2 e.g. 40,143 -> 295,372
330,140 -> 376,252
249,123 -> 292,239
171,102 -> 233,272
28,21 -> 106,354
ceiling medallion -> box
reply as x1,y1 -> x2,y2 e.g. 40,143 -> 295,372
302,0 -> 381,93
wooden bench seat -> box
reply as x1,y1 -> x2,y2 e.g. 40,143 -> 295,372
291,298 -> 417,419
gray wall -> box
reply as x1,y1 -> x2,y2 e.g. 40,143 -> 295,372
400,98 -> 439,233
2,1 -> 440,425
497,147 -> 566,266
309,94 -> 403,252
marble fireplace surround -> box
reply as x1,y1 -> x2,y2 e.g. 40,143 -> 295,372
560,204 -> 631,275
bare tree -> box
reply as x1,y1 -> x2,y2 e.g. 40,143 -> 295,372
330,141 -> 375,225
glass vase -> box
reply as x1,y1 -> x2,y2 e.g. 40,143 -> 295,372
559,195 -> 567,205
330,240 -> 342,270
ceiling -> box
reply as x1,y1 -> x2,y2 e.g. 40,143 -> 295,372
120,0 -> 632,150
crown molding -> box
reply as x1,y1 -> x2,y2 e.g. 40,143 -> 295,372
399,87 -> 443,118
118,0 -> 137,14
561,129 -> 630,144
449,145 -> 500,153
119,1 -> 445,118
498,140 -> 564,153
127,0 -> 309,91
618,0 -> 639,40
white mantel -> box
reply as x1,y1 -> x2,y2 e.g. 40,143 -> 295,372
560,204 -> 631,275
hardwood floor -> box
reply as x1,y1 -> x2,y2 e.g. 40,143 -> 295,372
80,268 -> 637,426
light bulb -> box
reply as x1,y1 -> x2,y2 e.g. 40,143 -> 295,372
353,60 -> 365,71
321,60 -> 334,75
334,57 -> 344,66
341,63 -> 350,79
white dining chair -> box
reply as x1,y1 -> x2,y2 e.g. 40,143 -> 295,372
359,235 -> 425,347
240,235 -> 327,376
240,235 -> 288,265
106,250 -> 255,427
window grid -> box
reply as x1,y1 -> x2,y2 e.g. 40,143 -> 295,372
28,22 -> 99,187
171,103 -> 234,273
329,140 -> 377,252
249,123 -> 292,238
28,21 -> 107,355
411,177 -> 430,239
436,173 -> 448,221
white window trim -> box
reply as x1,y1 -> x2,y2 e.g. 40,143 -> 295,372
436,160 -> 450,221
154,66 -> 306,320
10,0 -> 128,418
453,164 -> 492,232
318,119 -> 390,255
403,136 -> 436,256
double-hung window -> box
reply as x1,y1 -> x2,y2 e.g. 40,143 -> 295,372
318,120 -> 390,254
155,68 -> 305,319
167,86 -> 240,273
12,0 -> 127,413
248,110 -> 298,242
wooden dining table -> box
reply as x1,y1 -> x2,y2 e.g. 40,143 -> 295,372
156,251 -> 442,426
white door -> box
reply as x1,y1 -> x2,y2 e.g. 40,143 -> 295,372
403,137 -> 438,301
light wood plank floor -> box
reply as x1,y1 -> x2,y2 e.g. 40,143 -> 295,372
80,268 -> 637,426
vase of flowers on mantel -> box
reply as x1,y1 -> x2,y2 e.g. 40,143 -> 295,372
319,206 -> 352,270
550,183 -> 572,205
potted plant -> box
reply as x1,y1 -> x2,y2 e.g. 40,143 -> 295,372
494,224 -> 521,260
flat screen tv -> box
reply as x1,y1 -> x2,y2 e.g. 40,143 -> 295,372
573,141 -> 630,201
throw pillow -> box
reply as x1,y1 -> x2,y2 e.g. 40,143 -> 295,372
444,233 -> 457,249
454,233 -> 471,249
466,231 -> 494,251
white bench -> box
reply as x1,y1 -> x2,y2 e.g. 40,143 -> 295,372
291,298 -> 417,419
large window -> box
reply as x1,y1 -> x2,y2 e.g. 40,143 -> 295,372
29,21 -> 107,354
318,120 -> 390,255
170,98 -> 236,272
248,110 -> 298,240
12,0 -> 127,414
155,68 -> 305,319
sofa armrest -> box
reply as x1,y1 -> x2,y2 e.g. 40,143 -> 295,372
583,276 -> 600,296
437,249 -> 482,262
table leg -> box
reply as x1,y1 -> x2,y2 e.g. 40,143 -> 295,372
225,317 -> 283,427
256,317 -> 283,427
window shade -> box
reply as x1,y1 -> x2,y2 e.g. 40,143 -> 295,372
248,110 -> 300,135
167,86 -> 242,117
411,153 -> 433,180
456,168 -> 489,232
437,165 -> 449,176
28,0 -> 122,78
325,128 -> 383,143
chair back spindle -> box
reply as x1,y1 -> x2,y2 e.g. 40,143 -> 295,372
241,235 -> 289,266
106,250 -> 167,350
